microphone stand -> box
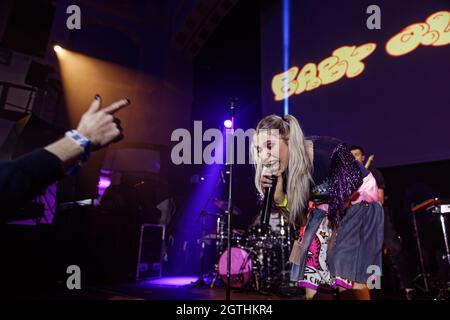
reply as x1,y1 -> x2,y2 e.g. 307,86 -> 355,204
226,98 -> 237,300
189,173 -> 224,288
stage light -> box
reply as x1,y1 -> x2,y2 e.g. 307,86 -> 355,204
98,176 -> 111,189
53,45 -> 63,53
98,175 -> 111,198
282,0 -> 291,115
55,47 -> 139,128
224,120 -> 232,128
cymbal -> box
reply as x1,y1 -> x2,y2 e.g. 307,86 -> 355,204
204,212 -> 223,217
251,210 -> 290,225
213,198 -> 242,215
204,233 -> 218,240
231,229 -> 246,236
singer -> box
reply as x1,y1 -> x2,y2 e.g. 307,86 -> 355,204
252,114 -> 383,300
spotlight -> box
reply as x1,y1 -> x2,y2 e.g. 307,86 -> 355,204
53,45 -> 63,53
98,176 -> 111,189
224,120 -> 232,128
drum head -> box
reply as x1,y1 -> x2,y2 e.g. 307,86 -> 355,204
218,247 -> 252,288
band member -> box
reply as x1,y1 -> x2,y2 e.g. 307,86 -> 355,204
350,146 -> 416,299
252,114 -> 384,300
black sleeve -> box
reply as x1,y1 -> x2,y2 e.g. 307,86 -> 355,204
0,149 -> 64,213
370,168 -> 386,190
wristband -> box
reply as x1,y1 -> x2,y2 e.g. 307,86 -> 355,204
65,129 -> 90,162
64,130 -> 90,176
275,195 -> 288,208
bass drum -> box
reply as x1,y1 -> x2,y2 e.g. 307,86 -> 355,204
218,247 -> 252,288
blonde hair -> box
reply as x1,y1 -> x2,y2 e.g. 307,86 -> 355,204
252,114 -> 312,226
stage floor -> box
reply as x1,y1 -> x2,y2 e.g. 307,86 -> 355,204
93,277 -> 306,300
5,273 -> 436,300
21,276 -> 412,300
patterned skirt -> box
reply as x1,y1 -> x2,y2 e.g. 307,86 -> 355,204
298,216 -> 352,291
290,201 -> 384,290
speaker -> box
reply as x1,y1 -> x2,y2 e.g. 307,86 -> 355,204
25,61 -> 54,88
0,114 -> 61,161
1,0 -> 56,56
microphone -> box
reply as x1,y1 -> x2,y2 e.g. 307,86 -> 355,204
220,170 -> 226,184
261,175 -> 277,229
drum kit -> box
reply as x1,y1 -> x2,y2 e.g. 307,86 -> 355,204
206,198 -> 294,293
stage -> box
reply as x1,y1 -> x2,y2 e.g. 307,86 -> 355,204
7,276 -> 419,301
0,0 -> 449,303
